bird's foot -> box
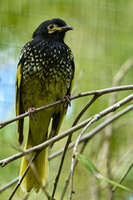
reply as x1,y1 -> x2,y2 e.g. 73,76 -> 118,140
64,95 -> 71,108
28,107 -> 36,120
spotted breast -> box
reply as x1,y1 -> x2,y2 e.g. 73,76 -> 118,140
21,39 -> 74,109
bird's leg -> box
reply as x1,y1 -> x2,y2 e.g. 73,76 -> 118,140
28,107 -> 37,120
64,95 -> 71,108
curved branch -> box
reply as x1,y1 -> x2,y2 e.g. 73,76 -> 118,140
1,105 -> 133,194
0,85 -> 133,129
0,93 -> 133,168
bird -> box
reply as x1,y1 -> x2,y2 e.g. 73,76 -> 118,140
15,18 -> 75,192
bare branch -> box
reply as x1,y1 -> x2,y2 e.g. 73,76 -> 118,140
69,122 -> 91,199
61,138 -> 88,200
8,154 -> 36,200
25,153 -> 51,200
51,95 -> 97,199
61,104 -> 133,199
50,85 -> 133,199
1,105 -> 133,195
102,58 -> 133,198
69,93 -> 133,199
112,162 -> 133,197
73,95 -> 98,125
0,177 -> 19,193
0,85 -> 133,129
0,94 -> 132,169
0,117 -> 91,167
8,150 -> 51,200
50,105 -> 133,163
0,84 -> 133,199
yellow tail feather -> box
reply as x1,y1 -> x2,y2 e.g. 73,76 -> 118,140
19,147 -> 48,192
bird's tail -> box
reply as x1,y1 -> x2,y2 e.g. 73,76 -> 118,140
19,139 -> 49,192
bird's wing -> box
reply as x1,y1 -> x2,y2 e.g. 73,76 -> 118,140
67,56 -> 75,96
15,59 -> 24,144
49,56 -> 75,140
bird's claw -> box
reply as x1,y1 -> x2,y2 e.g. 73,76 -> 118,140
64,95 -> 71,108
28,107 -> 37,120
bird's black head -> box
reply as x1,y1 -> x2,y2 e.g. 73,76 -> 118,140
33,18 -> 73,42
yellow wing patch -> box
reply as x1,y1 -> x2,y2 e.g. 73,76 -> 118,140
15,63 -> 24,144
15,64 -> 22,115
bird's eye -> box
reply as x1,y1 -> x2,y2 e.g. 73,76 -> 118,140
48,24 -> 55,29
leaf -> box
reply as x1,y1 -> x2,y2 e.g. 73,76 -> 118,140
76,153 -> 99,174
76,153 -> 131,192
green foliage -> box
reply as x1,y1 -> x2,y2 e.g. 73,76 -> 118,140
76,153 -> 131,192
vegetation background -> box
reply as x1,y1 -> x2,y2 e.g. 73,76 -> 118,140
0,0 -> 133,199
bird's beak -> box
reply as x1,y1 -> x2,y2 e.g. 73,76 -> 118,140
60,26 -> 73,32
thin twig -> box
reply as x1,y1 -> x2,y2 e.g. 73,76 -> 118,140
0,85 -> 133,129
112,162 -> 133,195
49,105 -> 133,161
61,141 -> 87,200
50,85 -> 133,199
0,85 -> 133,199
0,177 -> 19,193
8,154 -> 37,200
51,95 -> 97,199
103,58 -> 133,198
0,94 -> 133,169
1,105 -> 133,195
51,129 -> 75,200
0,117 -> 91,167
69,93 -> 133,199
25,153 -> 51,200
8,150 -> 51,200
69,117 -> 95,199
72,94 -> 98,125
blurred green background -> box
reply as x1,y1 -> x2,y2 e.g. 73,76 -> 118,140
0,0 -> 133,199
